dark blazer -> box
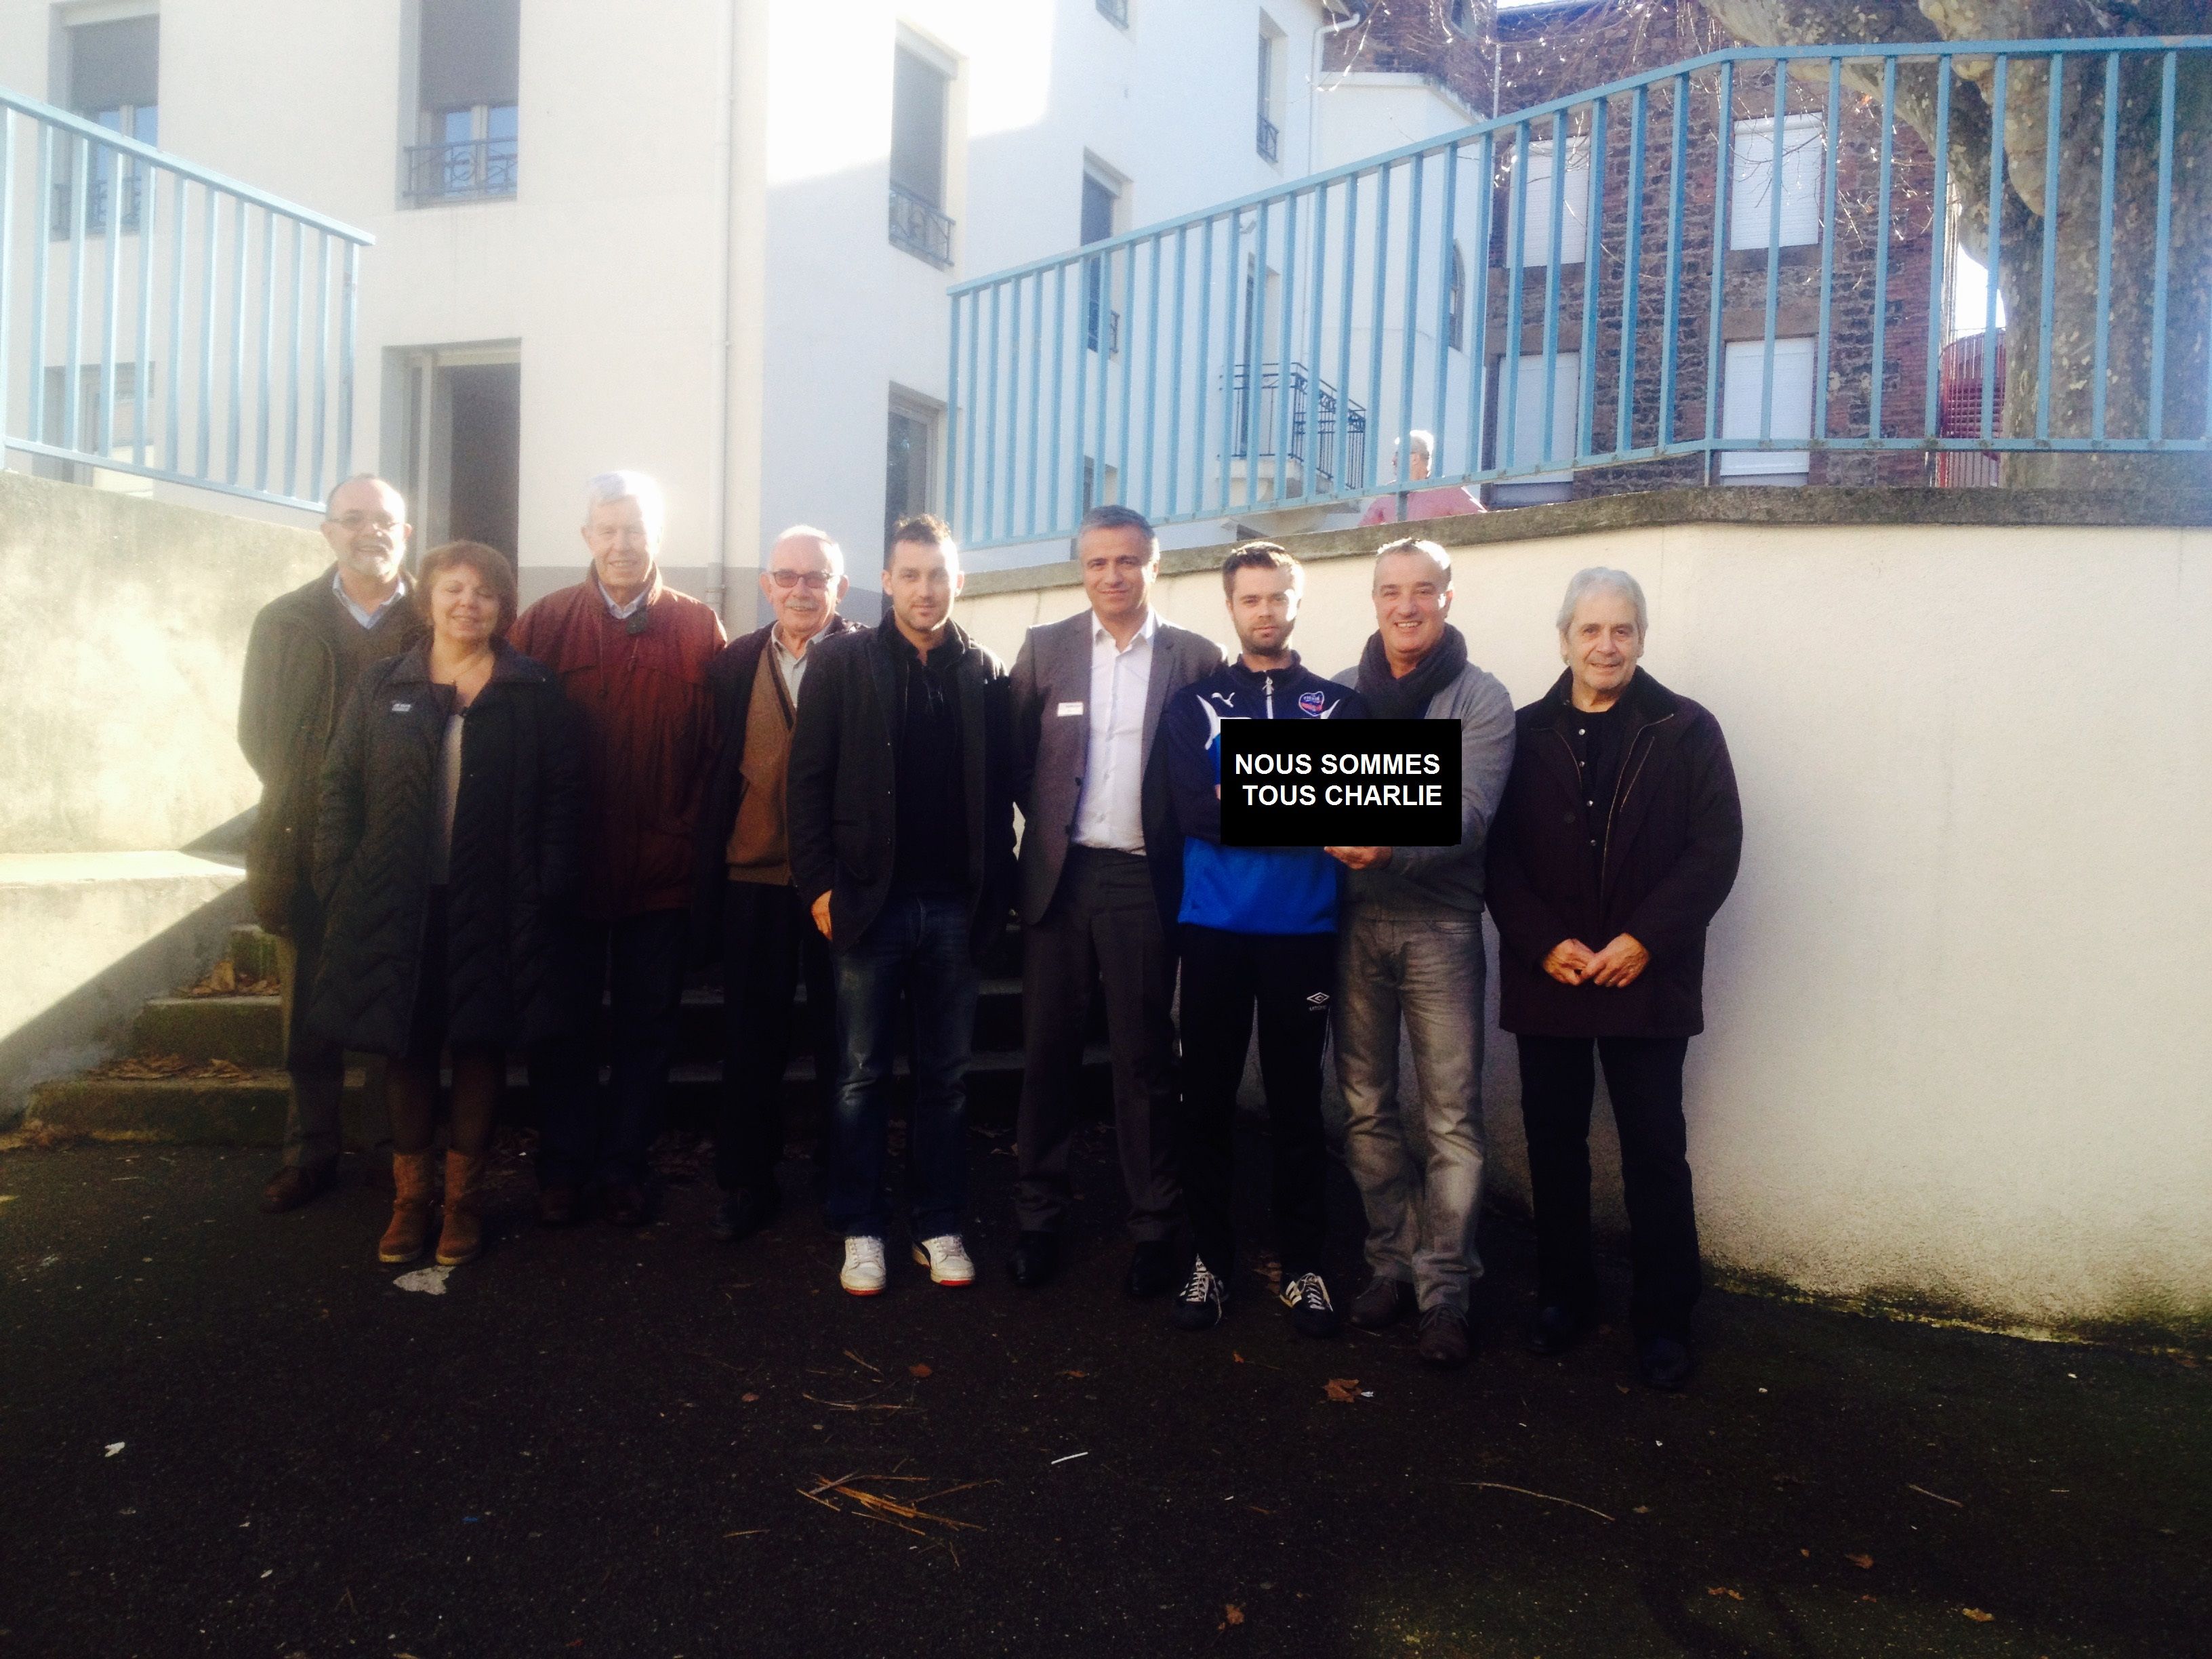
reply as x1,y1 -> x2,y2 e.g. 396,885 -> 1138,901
308,642 -> 584,1058
1008,609 -> 1225,926
1486,668 -> 1742,1039
786,618 -> 1016,963
689,613 -> 856,953
237,568 -> 424,930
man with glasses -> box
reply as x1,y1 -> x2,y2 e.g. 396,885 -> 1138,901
239,474 -> 423,1212
692,527 -> 853,1244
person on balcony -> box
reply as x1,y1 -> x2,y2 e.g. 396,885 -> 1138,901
786,515 -> 1016,1298
691,526 -> 854,1246
1359,431 -> 1486,527
508,474 -> 726,1228
1002,506 -> 1223,1298
308,541 -> 582,1269
1324,537 -> 1517,1371
1485,567 -> 1742,1391
239,474 -> 424,1215
1149,544 -> 1365,1339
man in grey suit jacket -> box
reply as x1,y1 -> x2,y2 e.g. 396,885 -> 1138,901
1005,506 -> 1225,1295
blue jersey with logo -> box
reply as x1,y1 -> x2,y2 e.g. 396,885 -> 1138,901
1157,654 -> 1366,935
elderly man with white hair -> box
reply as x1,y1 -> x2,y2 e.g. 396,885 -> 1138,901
1359,430 -> 1486,526
691,525 -> 855,1244
1324,537 -> 1516,1368
1485,567 -> 1742,1391
510,472 -> 726,1227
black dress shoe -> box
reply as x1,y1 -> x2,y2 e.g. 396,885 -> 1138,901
1006,1231 -> 1059,1288
1124,1240 -> 1184,1299
1525,1303 -> 1591,1356
711,1189 -> 779,1243
1637,1335 -> 1696,1391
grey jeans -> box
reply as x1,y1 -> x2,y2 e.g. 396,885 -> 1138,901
1333,908 -> 1488,1311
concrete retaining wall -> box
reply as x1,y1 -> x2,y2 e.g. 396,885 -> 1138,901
956,489 -> 2212,1342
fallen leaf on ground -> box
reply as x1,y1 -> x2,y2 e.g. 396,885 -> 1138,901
1223,1603 -> 1245,1626
1232,1352 -> 1246,1364
1706,1586 -> 1744,1601
104,1442 -> 125,1457
1059,1370 -> 1087,1378
1963,1608 -> 1994,1622
1847,1553 -> 1873,1570
909,1364 -> 933,1378
741,1392 -> 760,1403
1323,1378 -> 1360,1404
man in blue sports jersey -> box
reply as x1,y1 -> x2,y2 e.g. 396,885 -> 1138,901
1149,542 -> 1365,1337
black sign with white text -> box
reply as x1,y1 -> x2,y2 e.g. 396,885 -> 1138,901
1218,720 -> 1460,847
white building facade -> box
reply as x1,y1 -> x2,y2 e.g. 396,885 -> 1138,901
0,0 -> 1481,618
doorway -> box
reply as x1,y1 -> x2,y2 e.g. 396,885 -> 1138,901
390,344 -> 521,565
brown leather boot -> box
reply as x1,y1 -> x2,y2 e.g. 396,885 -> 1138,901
435,1150 -> 487,1267
378,1153 -> 436,1264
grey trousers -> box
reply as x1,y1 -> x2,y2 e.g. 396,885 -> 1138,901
274,902 -> 386,1172
1333,907 -> 1488,1311
1015,846 -> 1180,1242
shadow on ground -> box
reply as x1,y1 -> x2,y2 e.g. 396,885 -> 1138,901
0,1124 -> 2204,1658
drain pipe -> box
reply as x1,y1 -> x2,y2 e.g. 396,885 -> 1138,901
703,0 -> 739,619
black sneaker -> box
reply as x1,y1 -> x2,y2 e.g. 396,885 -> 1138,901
1171,1259 -> 1227,1330
1279,1271 -> 1340,1338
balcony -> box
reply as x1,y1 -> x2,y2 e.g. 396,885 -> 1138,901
890,181 -> 954,268
1256,114 -> 1280,165
1229,363 -> 1367,493
48,161 -> 145,238
403,138 -> 517,205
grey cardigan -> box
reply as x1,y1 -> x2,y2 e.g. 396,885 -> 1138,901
1331,654 -> 1517,914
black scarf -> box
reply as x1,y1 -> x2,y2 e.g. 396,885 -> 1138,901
1355,623 -> 1468,720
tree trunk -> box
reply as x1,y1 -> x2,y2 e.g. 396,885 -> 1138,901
1696,0 -> 2211,491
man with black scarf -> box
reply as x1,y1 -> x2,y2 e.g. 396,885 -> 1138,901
1325,538 -> 1516,1368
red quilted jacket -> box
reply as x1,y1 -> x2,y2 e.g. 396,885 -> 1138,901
509,571 -> 726,918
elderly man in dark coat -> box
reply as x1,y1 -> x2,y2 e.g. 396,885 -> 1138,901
1486,566 -> 1742,1391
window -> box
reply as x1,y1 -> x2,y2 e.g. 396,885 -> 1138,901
56,14 -> 158,237
1450,0 -> 1474,31
885,389 -> 941,552
1513,137 -> 1589,267
408,0 -> 519,204
1494,350 -> 1581,500
1096,0 -> 1130,26
1446,245 -> 1467,352
1082,164 -> 1123,353
889,44 -> 954,266
1729,115 -> 1823,251
35,362 -> 153,483
1719,337 -> 1816,479
1256,17 -> 1284,165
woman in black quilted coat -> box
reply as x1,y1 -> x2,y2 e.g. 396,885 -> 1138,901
311,540 -> 583,1269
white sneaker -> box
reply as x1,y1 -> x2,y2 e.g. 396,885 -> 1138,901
840,1235 -> 887,1296
911,1234 -> 975,1287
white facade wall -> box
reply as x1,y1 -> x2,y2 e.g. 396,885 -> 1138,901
3,0 -> 1483,620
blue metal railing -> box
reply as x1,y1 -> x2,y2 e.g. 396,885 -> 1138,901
946,37 -> 2211,550
1,87 -> 373,512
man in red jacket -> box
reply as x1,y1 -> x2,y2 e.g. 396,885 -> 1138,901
510,472 -> 726,1225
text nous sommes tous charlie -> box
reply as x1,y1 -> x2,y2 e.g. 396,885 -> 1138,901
1228,747 -> 1446,808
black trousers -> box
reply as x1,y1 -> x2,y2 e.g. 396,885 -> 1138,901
533,909 -> 689,1189
715,880 -> 837,1196
1015,848 -> 1179,1242
1176,924 -> 1336,1282
1515,1033 -> 1701,1341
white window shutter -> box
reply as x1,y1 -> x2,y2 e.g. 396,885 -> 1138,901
1515,139 -> 1589,268
1730,115 -> 1823,251
1720,336 -> 1816,475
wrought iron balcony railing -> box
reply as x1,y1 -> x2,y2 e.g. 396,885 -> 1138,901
1229,362 -> 1367,491
1257,115 -> 1280,165
890,181 -> 954,268
2,85 -> 375,510
945,35 -> 2212,548
403,138 -> 518,205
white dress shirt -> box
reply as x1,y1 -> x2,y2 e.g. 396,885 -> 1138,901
1071,607 -> 1155,855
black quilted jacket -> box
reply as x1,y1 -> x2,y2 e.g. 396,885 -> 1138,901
308,642 -> 585,1057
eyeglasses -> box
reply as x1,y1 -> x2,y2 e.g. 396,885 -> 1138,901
768,571 -> 834,590
330,512 -> 399,534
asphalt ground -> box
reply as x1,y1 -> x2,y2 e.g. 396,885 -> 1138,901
1,1128 -> 2206,1659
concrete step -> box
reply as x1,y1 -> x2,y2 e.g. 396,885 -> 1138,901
24,1045 -> 1111,1149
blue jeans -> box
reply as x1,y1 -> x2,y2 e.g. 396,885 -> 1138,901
826,889 -> 978,1241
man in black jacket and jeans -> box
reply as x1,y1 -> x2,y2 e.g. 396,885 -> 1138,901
787,515 -> 1015,1299
1486,567 -> 1742,1390
238,474 -> 422,1213
693,527 -> 854,1244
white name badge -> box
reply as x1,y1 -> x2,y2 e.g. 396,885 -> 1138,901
1057,701 -> 1085,717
